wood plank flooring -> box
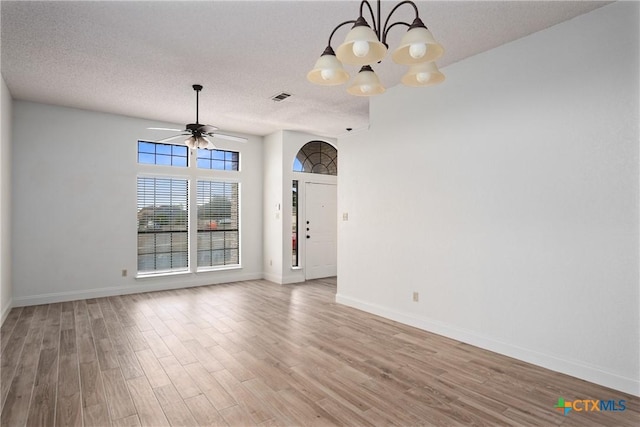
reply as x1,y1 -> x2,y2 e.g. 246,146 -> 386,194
1,277 -> 638,426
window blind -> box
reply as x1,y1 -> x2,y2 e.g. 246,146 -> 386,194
196,181 -> 239,267
137,177 -> 189,273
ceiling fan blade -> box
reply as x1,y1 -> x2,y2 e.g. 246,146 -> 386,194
198,124 -> 218,133
155,134 -> 188,143
148,127 -> 184,132
208,132 -> 248,143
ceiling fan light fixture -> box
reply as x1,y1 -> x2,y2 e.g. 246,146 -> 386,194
185,136 -> 197,149
197,136 -> 211,149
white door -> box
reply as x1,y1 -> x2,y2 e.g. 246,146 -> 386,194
305,182 -> 337,280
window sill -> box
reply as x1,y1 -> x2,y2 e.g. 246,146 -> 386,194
135,270 -> 191,279
135,265 -> 242,279
197,265 -> 242,273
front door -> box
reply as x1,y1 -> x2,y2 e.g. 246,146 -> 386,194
304,182 -> 337,280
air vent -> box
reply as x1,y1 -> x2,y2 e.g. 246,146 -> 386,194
270,92 -> 292,102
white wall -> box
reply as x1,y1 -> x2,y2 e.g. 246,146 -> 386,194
337,2 -> 639,396
263,130 -> 285,282
11,101 -> 263,305
0,75 -> 12,323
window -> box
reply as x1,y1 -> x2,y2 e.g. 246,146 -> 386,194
137,141 -> 241,275
197,181 -> 239,268
138,141 -> 188,166
137,177 -> 188,273
197,149 -> 239,171
293,141 -> 337,175
292,180 -> 299,267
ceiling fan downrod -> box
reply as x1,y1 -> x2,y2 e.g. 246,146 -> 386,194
193,84 -> 203,124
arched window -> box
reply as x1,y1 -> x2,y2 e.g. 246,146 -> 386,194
293,141 -> 337,176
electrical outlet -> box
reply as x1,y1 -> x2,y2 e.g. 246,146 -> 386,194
412,292 -> 419,302
122,269 -> 127,277
342,212 -> 349,221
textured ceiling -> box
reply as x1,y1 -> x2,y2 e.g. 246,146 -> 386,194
1,0 -> 611,138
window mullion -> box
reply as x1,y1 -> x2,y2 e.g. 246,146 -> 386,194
188,148 -> 199,272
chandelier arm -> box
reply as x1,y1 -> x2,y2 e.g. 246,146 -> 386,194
382,21 -> 410,43
359,0 -> 379,36
327,19 -> 357,47
381,0 -> 419,44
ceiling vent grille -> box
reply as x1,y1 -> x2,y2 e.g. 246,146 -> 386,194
270,92 -> 292,102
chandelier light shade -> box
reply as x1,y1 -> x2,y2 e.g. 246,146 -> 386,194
401,61 -> 445,87
392,18 -> 444,65
347,66 -> 386,96
307,46 -> 350,85
336,17 -> 388,66
307,0 -> 444,96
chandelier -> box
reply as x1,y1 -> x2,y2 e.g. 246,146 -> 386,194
307,0 -> 445,96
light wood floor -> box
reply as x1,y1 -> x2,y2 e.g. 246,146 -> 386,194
1,278 -> 638,426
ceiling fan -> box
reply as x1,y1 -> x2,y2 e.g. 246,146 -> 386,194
148,84 -> 247,149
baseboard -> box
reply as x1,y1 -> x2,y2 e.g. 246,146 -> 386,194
13,272 -> 263,307
262,272 -> 283,284
1,297 -> 13,326
280,276 -> 306,285
336,293 -> 640,397
261,272 -> 306,285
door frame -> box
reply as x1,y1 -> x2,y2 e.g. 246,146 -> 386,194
291,172 -> 338,280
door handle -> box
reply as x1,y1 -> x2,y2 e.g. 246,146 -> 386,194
306,235 -> 310,239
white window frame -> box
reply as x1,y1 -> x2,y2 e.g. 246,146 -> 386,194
136,141 -> 242,277
195,179 -> 241,272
